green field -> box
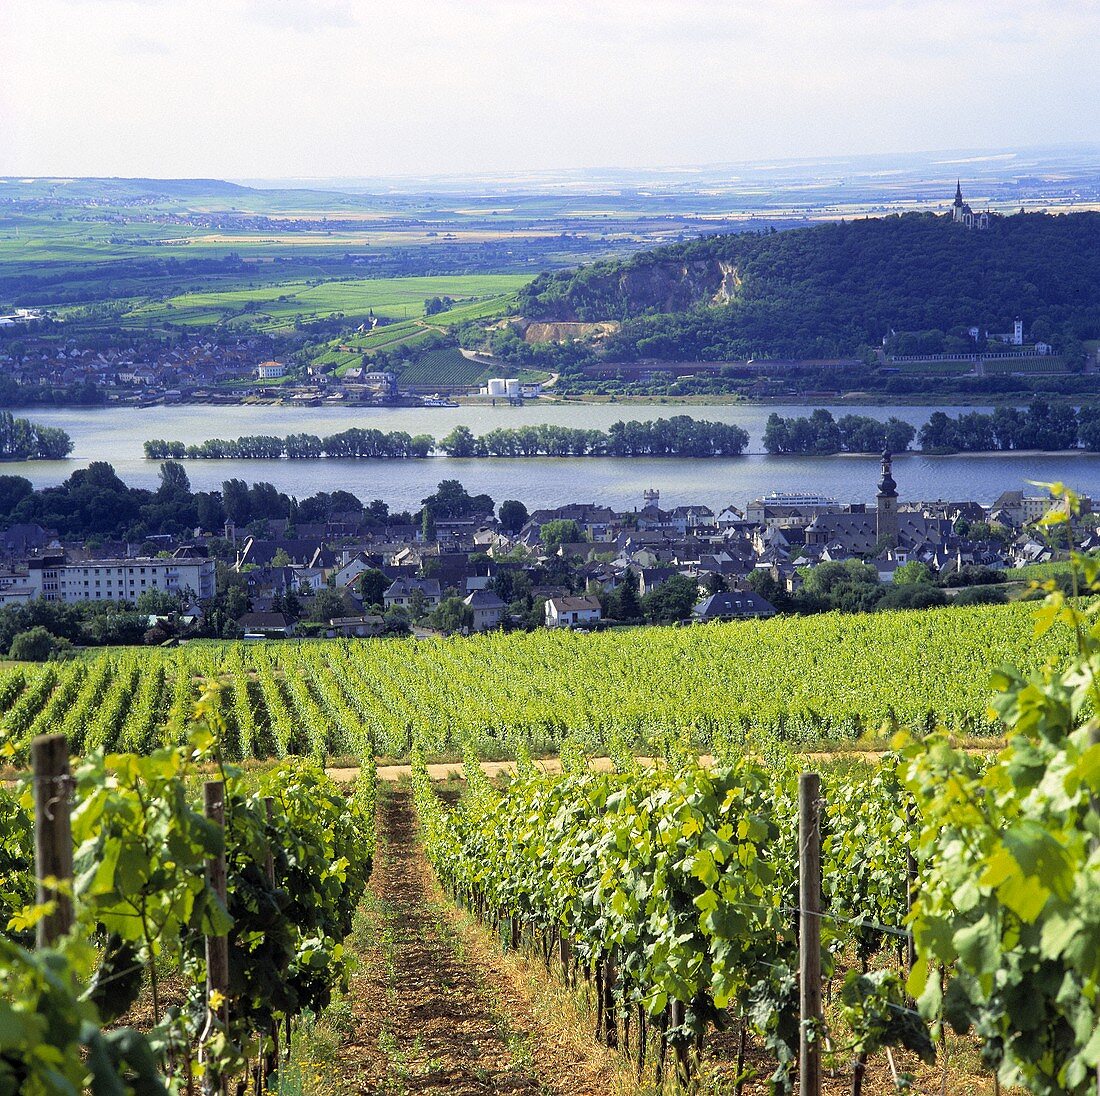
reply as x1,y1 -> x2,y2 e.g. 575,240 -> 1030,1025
397,347 -> 494,386
99,276 -> 527,334
1004,560 -> 1076,582
892,360 -> 973,374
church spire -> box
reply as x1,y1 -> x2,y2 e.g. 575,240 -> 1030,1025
876,449 -> 899,547
877,449 -> 897,498
955,178 -> 964,205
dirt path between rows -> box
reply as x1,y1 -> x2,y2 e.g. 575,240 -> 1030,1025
330,745 -> 1003,785
332,787 -> 619,1095
337,755 -> 660,784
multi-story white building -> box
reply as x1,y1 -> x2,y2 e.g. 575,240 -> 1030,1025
26,556 -> 215,603
0,573 -> 35,606
745,492 -> 840,529
255,360 -> 285,380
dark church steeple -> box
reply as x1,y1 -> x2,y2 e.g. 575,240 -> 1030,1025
877,450 -> 897,498
955,178 -> 964,206
876,449 -> 899,546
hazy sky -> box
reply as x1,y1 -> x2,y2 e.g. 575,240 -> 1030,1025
2,0 -> 1097,179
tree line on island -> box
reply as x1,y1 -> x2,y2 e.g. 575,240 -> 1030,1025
0,411 -> 72,460
765,401 -> 1100,455
144,417 -> 753,460
145,401 -> 1100,463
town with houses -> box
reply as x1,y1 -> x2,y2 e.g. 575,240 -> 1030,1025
0,320 -> 539,407
0,454 -> 1083,643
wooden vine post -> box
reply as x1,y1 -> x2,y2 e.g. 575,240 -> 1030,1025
1089,726 -> 1100,1096
263,797 -> 279,1090
905,801 -> 918,973
799,772 -> 823,1096
31,733 -> 73,947
204,781 -> 229,1096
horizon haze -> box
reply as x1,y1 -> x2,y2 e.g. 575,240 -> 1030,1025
2,0 -> 1098,179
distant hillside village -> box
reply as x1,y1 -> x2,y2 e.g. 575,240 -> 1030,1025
0,460 -> 1085,652
0,326 -> 500,409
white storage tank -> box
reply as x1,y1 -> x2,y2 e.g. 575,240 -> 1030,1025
487,378 -> 507,397
505,378 -> 521,398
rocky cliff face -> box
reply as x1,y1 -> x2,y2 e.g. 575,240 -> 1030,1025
520,257 -> 743,323
519,320 -> 620,344
712,260 -> 743,304
611,258 -> 741,314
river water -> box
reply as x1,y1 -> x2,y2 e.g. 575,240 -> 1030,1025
7,402 -> 1098,512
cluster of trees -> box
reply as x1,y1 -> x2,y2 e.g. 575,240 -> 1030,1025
424,295 -> 456,315
147,417 -> 752,463
0,587 -> 190,657
439,416 -> 750,458
919,400 -> 1085,452
0,462 -> 502,546
746,560 -> 1009,616
144,428 -> 435,460
420,478 -> 494,520
601,568 -> 701,624
759,401 -> 1100,455
0,460 -> 406,542
0,411 -> 72,460
515,212 -> 1100,362
0,462 -> 222,540
763,410 -> 916,455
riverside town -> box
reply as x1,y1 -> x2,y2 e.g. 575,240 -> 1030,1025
7,3 -> 1100,1095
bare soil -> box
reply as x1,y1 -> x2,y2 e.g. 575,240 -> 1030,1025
328,787 -> 620,1095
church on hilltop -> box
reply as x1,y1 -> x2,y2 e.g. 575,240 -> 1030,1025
951,180 -> 992,230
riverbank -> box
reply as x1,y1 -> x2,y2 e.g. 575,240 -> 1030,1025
12,389 -> 1092,413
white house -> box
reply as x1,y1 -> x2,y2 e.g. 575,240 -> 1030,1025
463,590 -> 505,631
255,361 -> 286,380
333,553 -> 374,589
290,566 -> 327,593
716,506 -> 745,528
545,596 -> 602,629
383,577 -> 441,611
0,574 -> 34,607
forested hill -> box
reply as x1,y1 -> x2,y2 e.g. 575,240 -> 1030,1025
514,212 -> 1100,360
0,177 -> 255,201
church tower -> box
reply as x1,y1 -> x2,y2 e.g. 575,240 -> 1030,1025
876,449 -> 899,546
953,179 -> 964,223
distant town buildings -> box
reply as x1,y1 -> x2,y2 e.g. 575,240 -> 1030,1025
0,444 -> 1088,638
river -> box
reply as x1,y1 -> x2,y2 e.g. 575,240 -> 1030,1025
6,402 -> 1098,512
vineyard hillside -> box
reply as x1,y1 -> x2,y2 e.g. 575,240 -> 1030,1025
0,601 -> 1070,764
